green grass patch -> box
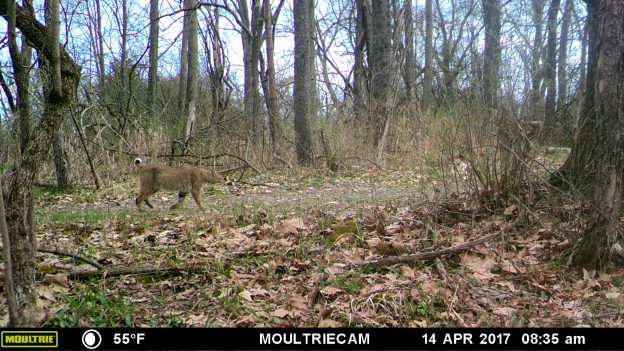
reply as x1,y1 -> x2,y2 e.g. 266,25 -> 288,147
47,209 -> 108,224
44,283 -> 134,327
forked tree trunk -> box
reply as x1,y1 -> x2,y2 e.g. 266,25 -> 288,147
0,0 -> 82,326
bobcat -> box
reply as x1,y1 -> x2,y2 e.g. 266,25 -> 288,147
134,158 -> 222,210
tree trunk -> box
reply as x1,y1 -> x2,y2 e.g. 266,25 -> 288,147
481,0 -> 501,109
557,0 -> 573,134
46,0 -> 70,190
403,0 -> 417,110
178,1 -> 189,113
293,0 -> 315,165
352,0 -> 368,115
52,131 -> 70,190
530,0 -> 545,113
0,175 -> 19,325
46,0 -> 61,97
551,0 -> 599,191
184,0 -> 199,144
8,0 -> 33,154
422,0 -> 433,111
119,0 -> 128,117
263,0 -> 279,153
148,0 -> 159,120
240,0 -> 264,134
543,0 -> 560,134
572,0 -> 624,269
96,0 -> 105,87
369,0 -> 393,146
0,0 -> 82,326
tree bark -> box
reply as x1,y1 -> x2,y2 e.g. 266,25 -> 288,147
148,0 -> 159,120
293,0 -> 315,165
52,131 -> 70,190
369,0 -> 393,146
481,0 -> 501,109
552,0 -> 599,191
572,0 -> 624,269
0,0 -> 82,326
422,0 -> 433,111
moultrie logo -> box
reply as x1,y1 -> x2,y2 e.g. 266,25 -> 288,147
1,331 -> 58,349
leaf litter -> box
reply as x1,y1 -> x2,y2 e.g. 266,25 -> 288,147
1,168 -> 623,327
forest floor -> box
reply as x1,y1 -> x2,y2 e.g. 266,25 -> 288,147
1,166 -> 623,327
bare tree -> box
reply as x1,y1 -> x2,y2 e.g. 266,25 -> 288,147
262,0 -> 281,152
293,0 -> 315,165
552,0 -> 599,191
352,0 -> 368,115
178,1 -> 190,113
369,0 -> 393,149
481,0 -> 501,109
557,0 -> 573,125
571,0 -> 624,269
530,0 -> 545,111
403,0 -> 417,110
236,0 -> 264,133
46,0 -> 70,190
543,0 -> 560,133
148,0 -> 160,120
184,0 -> 199,144
1,0 -> 82,326
422,0 -> 433,111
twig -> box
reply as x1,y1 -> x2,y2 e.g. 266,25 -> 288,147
356,231 -> 511,268
355,217 -> 523,268
37,247 -> 104,270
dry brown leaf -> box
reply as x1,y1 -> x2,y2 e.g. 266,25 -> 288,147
504,204 -> 517,216
492,307 -> 515,317
239,290 -> 254,302
273,308 -> 289,318
318,319 -> 343,327
43,273 -> 69,288
320,286 -> 343,297
274,218 -> 305,235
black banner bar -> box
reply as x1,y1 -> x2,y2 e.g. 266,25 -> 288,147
1,328 -> 622,350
